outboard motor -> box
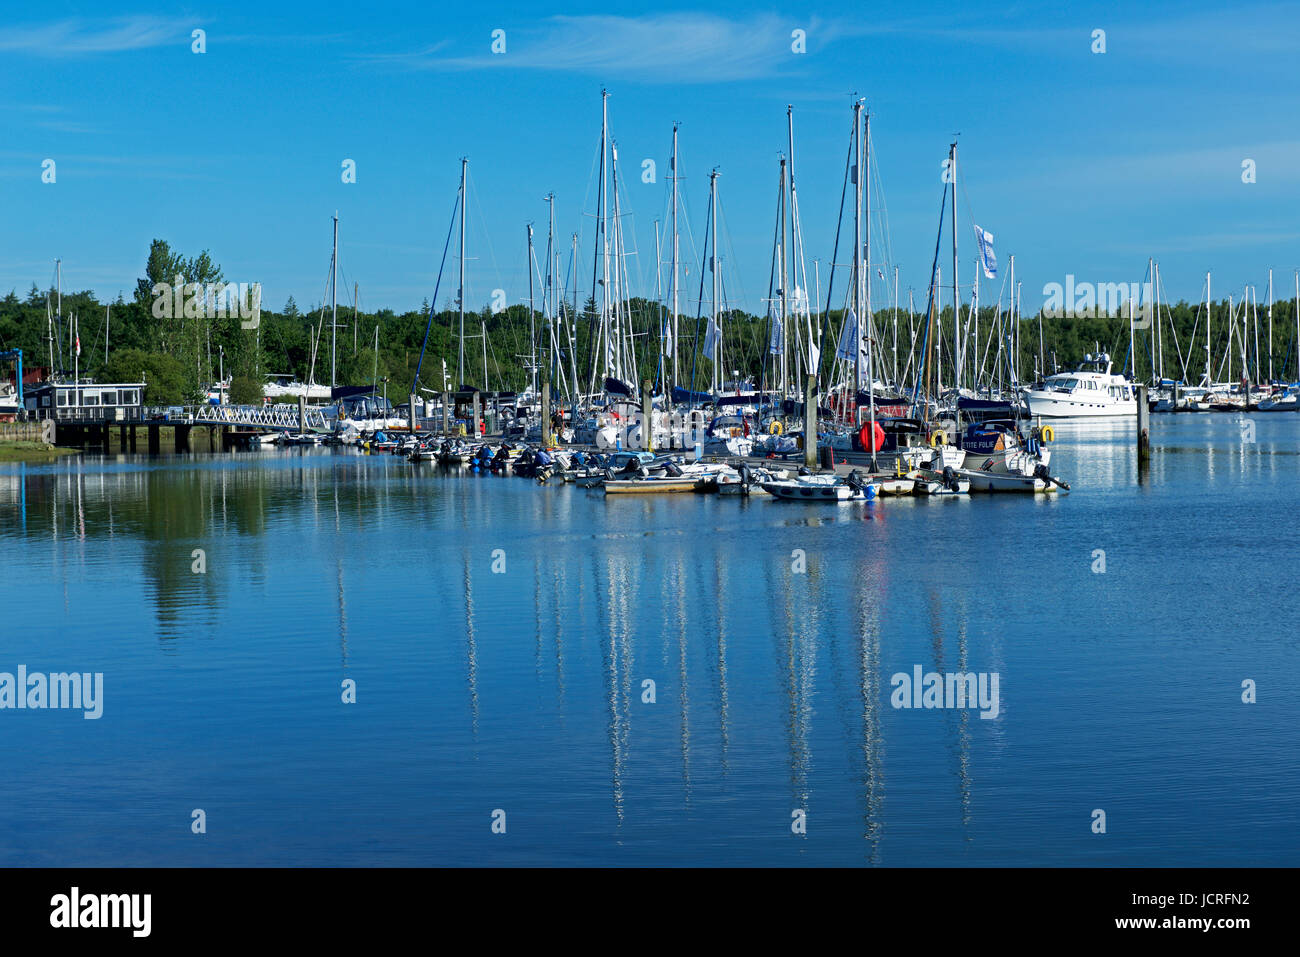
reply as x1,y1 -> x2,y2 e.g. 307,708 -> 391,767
664,461 -> 684,478
845,469 -> 864,492
942,465 -> 960,492
797,466 -> 812,477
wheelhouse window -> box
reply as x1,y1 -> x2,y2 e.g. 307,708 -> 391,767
101,391 -> 117,405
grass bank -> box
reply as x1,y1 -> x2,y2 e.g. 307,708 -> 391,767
0,441 -> 81,463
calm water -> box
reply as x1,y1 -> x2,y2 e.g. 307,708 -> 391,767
1,416 -> 1296,866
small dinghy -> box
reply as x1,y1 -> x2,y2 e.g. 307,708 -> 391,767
958,465 -> 1069,493
762,470 -> 879,502
913,466 -> 970,496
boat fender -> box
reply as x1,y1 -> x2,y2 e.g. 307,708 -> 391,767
929,429 -> 948,447
769,420 -> 783,435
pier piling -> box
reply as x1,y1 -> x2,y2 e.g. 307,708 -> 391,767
442,392 -> 450,435
408,393 -> 417,434
541,380 -> 551,447
472,393 -> 481,438
1137,383 -> 1150,476
641,379 -> 653,454
298,395 -> 307,436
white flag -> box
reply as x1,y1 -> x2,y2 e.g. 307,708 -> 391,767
974,225 -> 997,279
703,318 -> 720,357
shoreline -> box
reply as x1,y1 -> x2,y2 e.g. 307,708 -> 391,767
0,441 -> 82,463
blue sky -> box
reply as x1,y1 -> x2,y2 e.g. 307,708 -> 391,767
2,1 -> 1298,320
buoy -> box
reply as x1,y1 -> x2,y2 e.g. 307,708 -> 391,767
1041,425 -> 1055,443
858,420 -> 886,452
929,429 -> 948,447
769,420 -> 784,435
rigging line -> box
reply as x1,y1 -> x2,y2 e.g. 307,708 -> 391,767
410,190 -> 463,396
815,109 -> 855,390
910,178 -> 951,416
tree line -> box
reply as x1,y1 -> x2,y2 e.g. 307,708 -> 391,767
2,240 -> 1297,405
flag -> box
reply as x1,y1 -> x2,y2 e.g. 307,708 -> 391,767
974,225 -> 997,279
703,318 -> 720,357
767,315 -> 783,356
835,308 -> 859,362
662,316 -> 674,358
75,336 -> 80,357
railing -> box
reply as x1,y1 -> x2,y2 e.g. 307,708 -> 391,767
190,404 -> 330,431
30,406 -> 140,423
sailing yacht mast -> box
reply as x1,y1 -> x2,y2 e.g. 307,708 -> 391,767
709,168 -> 720,394
670,124 -> 680,394
1205,272 -> 1212,388
1267,268 -> 1274,383
527,223 -> 537,398
949,140 -> 960,393
330,212 -> 339,388
458,158 -> 467,388
864,108 -> 872,399
852,99 -> 864,410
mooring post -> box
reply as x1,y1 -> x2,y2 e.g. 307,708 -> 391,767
148,425 -> 160,454
1137,383 -> 1150,473
472,392 -> 481,438
442,392 -> 450,435
804,376 -> 817,469
298,395 -> 307,435
541,380 -> 552,447
641,379 -> 653,454
409,393 -> 417,435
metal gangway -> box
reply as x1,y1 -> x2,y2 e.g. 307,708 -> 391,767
189,403 -> 331,432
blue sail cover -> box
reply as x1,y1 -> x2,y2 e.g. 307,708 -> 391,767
604,376 -> 634,397
671,386 -> 714,404
716,393 -> 776,408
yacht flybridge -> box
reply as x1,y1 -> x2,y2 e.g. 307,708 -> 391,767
1025,354 -> 1137,418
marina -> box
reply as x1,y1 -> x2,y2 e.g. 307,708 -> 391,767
1,3 -> 1296,918
1,413 -> 1296,866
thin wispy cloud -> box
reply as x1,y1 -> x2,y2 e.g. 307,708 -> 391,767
0,17 -> 191,56
363,13 -> 831,82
